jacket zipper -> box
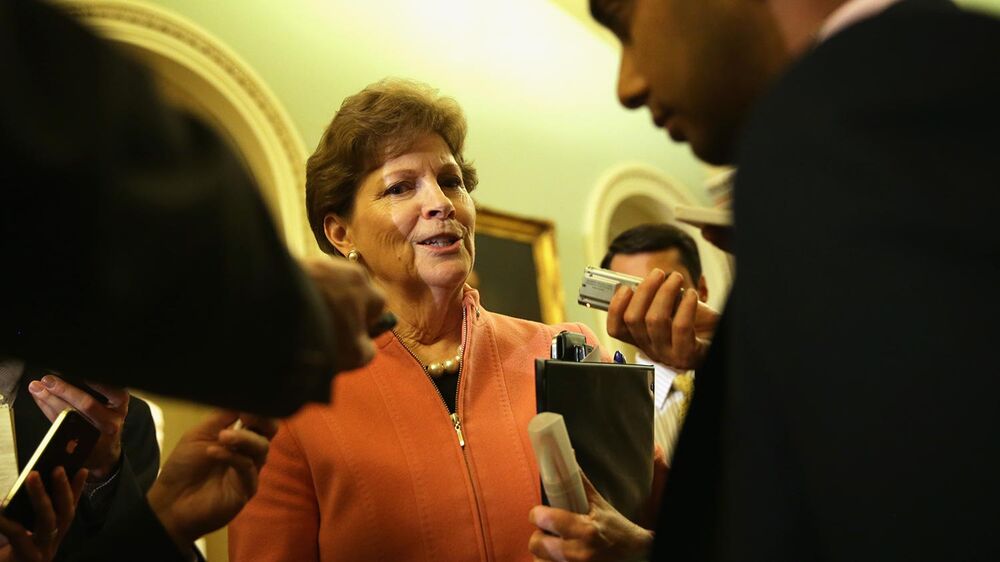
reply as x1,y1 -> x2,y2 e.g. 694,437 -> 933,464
392,306 -> 467,433
393,304 -> 491,560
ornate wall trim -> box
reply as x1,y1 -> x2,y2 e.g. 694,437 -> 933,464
61,0 -> 311,255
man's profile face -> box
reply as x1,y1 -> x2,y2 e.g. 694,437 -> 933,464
591,0 -> 787,165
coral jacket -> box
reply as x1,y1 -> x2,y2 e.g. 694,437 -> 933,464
229,289 -> 599,562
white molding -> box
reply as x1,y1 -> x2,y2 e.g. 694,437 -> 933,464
62,0 -> 311,255
583,163 -> 700,267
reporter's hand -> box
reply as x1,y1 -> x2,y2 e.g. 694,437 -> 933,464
607,269 -> 719,370
528,473 -> 653,562
146,410 -> 277,551
300,257 -> 386,372
0,468 -> 87,562
27,376 -> 128,480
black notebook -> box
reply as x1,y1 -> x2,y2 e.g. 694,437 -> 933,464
535,359 -> 654,523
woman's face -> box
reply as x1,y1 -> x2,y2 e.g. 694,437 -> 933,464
329,133 -> 476,295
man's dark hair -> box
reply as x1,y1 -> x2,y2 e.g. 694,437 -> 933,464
600,223 -> 703,281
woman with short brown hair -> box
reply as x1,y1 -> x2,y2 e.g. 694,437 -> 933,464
229,79 -> 601,562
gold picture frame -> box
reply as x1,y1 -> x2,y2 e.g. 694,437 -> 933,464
473,207 -> 565,325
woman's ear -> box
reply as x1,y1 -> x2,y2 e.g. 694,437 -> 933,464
323,214 -> 353,256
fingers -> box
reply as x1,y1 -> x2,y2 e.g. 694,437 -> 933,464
236,415 -> 278,440
694,300 -> 721,339
26,381 -> 72,423
29,376 -> 122,434
671,288 -> 700,367
367,311 -> 397,338
606,284 -> 635,344
610,269 -> 687,364
25,473 -> 58,544
195,410 -> 243,436
529,506 -> 593,540
645,273 -> 686,348
0,515 -> 33,561
578,471 -> 601,506
217,428 -> 271,470
48,468 -> 82,536
353,335 -> 377,371
191,410 -> 275,470
84,382 -> 130,411
608,269 -> 706,369
300,257 -> 384,372
527,510 -> 600,561
528,529 -> 569,561
206,445 -> 260,499
621,269 -> 668,351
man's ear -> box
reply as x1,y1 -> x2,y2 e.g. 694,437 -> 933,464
697,275 -> 709,303
323,214 -> 353,256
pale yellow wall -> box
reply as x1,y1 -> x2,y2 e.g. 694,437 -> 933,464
963,0 -> 1000,13
144,0 -> 712,327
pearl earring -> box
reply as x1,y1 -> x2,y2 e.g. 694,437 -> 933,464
347,249 -> 360,263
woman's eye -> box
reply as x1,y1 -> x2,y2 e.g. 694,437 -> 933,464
384,182 -> 412,196
440,176 -> 464,189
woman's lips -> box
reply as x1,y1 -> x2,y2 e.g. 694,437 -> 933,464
416,237 -> 463,254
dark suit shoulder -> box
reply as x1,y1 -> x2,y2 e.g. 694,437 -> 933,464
723,6 -> 1000,561
736,2 -> 1000,221
747,3 -> 1000,132
65,490 -> 193,562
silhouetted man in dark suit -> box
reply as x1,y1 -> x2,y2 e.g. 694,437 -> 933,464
0,0 -> 385,417
529,1 -> 1000,560
0,0 -> 385,559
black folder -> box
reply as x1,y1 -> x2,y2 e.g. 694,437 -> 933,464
535,359 -> 654,523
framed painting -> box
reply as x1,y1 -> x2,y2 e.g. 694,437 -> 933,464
472,207 -> 565,324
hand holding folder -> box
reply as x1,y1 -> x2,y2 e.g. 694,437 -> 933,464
534,357 -> 654,524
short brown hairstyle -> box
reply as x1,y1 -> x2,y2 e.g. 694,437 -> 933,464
305,78 -> 479,255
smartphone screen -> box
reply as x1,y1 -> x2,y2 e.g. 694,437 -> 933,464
0,409 -> 100,529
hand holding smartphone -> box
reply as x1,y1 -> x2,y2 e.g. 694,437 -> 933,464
1,409 -> 99,529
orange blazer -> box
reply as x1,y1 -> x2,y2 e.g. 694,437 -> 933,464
229,289 -> 600,562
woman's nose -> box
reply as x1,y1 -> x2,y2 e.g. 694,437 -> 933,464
421,183 -> 455,220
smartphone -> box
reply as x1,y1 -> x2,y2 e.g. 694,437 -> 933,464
1,409 -> 100,529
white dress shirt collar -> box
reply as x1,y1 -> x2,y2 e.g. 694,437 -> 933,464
635,351 -> 683,410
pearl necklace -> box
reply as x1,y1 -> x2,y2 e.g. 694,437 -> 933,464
424,346 -> 463,378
